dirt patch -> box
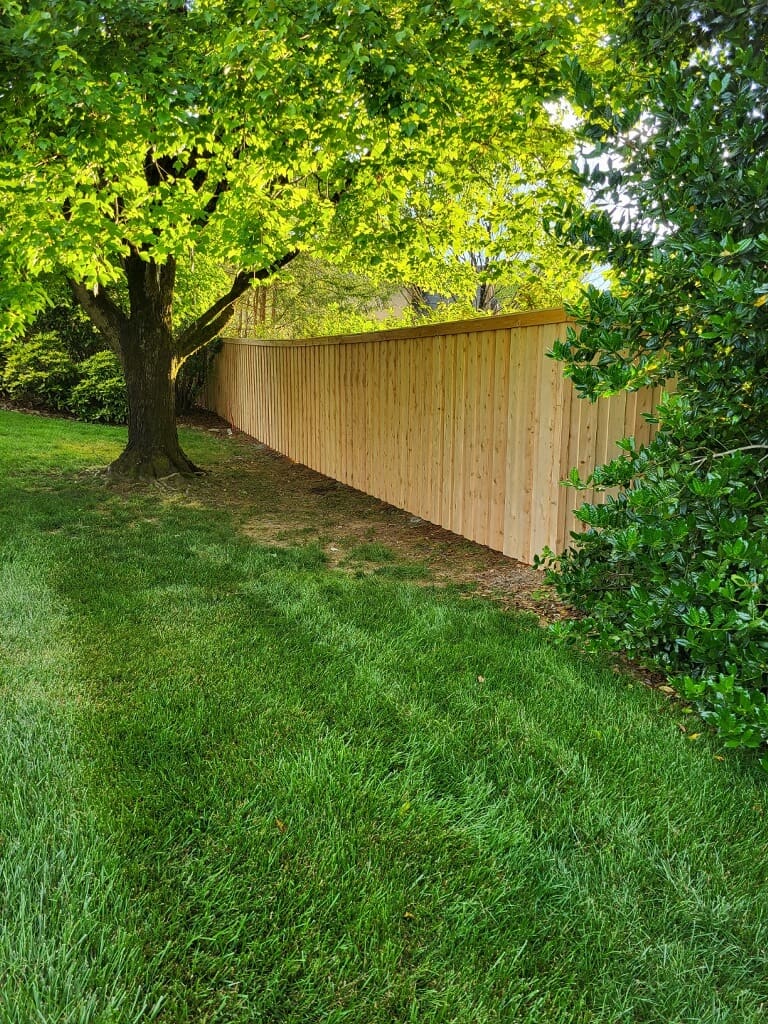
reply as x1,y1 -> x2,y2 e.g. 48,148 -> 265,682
1,401 -> 568,622
1,399 -> 80,420
181,412 -> 571,625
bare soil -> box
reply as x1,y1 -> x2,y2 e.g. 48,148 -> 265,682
180,410 -> 571,625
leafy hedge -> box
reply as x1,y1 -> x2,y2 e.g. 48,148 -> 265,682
0,334 -> 78,411
0,337 -> 126,424
549,2 -> 768,758
1,304 -> 216,424
69,351 -> 128,424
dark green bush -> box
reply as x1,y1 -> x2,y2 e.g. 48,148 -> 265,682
30,302 -> 104,362
0,334 -> 78,409
550,2 -> 768,758
544,409 -> 768,754
69,351 -> 128,424
4,287 -> 222,422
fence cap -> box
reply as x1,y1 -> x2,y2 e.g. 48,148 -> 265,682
222,307 -> 573,348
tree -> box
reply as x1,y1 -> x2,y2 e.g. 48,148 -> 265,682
548,1 -> 768,753
402,151 -> 588,314
231,255 -> 401,339
0,0 -> 611,476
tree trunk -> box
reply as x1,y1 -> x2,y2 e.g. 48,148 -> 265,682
109,254 -> 200,479
73,251 -> 297,479
110,333 -> 199,478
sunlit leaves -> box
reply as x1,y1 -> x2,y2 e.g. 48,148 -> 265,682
0,0 -> 613,335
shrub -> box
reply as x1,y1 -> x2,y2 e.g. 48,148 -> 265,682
31,302 -> 105,362
0,334 -> 78,409
69,351 -> 128,424
544,410 -> 768,754
550,2 -> 768,758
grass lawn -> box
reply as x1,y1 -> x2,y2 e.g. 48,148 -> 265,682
1,408 -> 767,1024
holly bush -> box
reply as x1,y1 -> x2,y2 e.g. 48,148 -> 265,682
546,1 -> 768,757
547,412 -> 768,752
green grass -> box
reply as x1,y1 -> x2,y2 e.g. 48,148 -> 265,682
1,409 -> 768,1024
373,561 -> 431,580
345,542 -> 431,581
347,542 -> 398,563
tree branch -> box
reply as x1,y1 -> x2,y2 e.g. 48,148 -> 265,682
314,170 -> 355,206
193,177 -> 230,227
143,145 -> 237,229
68,280 -> 128,360
692,444 -> 768,467
174,251 -> 298,359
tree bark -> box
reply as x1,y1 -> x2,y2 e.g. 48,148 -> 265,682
72,248 -> 298,479
68,280 -> 127,362
111,330 -> 199,478
109,253 -> 200,479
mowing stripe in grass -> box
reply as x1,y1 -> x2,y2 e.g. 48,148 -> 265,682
0,538 -> 159,1024
44,508 -> 768,1023
2,410 -> 768,1024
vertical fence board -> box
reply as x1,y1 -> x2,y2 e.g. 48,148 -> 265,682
397,340 -> 407,507
521,329 -> 542,564
436,335 -> 449,522
502,327 -> 528,559
407,338 -> 419,511
488,330 -> 510,552
473,330 -> 492,546
363,343 -> 373,495
555,344 -> 577,554
460,332 -> 477,541
453,333 -> 470,538
328,343 -> 337,481
377,339 -> 387,504
340,343 -> 349,486
205,311 -> 663,564
531,325 -> 566,560
439,334 -> 456,531
414,337 -> 427,517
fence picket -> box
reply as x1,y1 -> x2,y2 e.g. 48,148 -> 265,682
204,310 -> 663,564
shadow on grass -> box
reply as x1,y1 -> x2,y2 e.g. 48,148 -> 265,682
3,411 -> 768,1024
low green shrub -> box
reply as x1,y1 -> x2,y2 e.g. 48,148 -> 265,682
542,401 -> 768,758
0,334 -> 77,409
69,351 -> 128,424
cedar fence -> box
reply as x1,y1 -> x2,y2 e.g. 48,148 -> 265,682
203,308 -> 663,564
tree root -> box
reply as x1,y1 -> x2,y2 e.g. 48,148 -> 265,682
108,445 -> 204,480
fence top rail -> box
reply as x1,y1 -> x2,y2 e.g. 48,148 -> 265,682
221,307 -> 573,349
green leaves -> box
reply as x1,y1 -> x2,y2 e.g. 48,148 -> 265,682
0,0 -> 614,336
548,2 -> 768,759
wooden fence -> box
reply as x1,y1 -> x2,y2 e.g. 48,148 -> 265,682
203,308 -> 664,564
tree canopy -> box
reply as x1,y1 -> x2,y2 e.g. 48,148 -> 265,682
0,0 -> 610,332
0,0 -> 614,474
